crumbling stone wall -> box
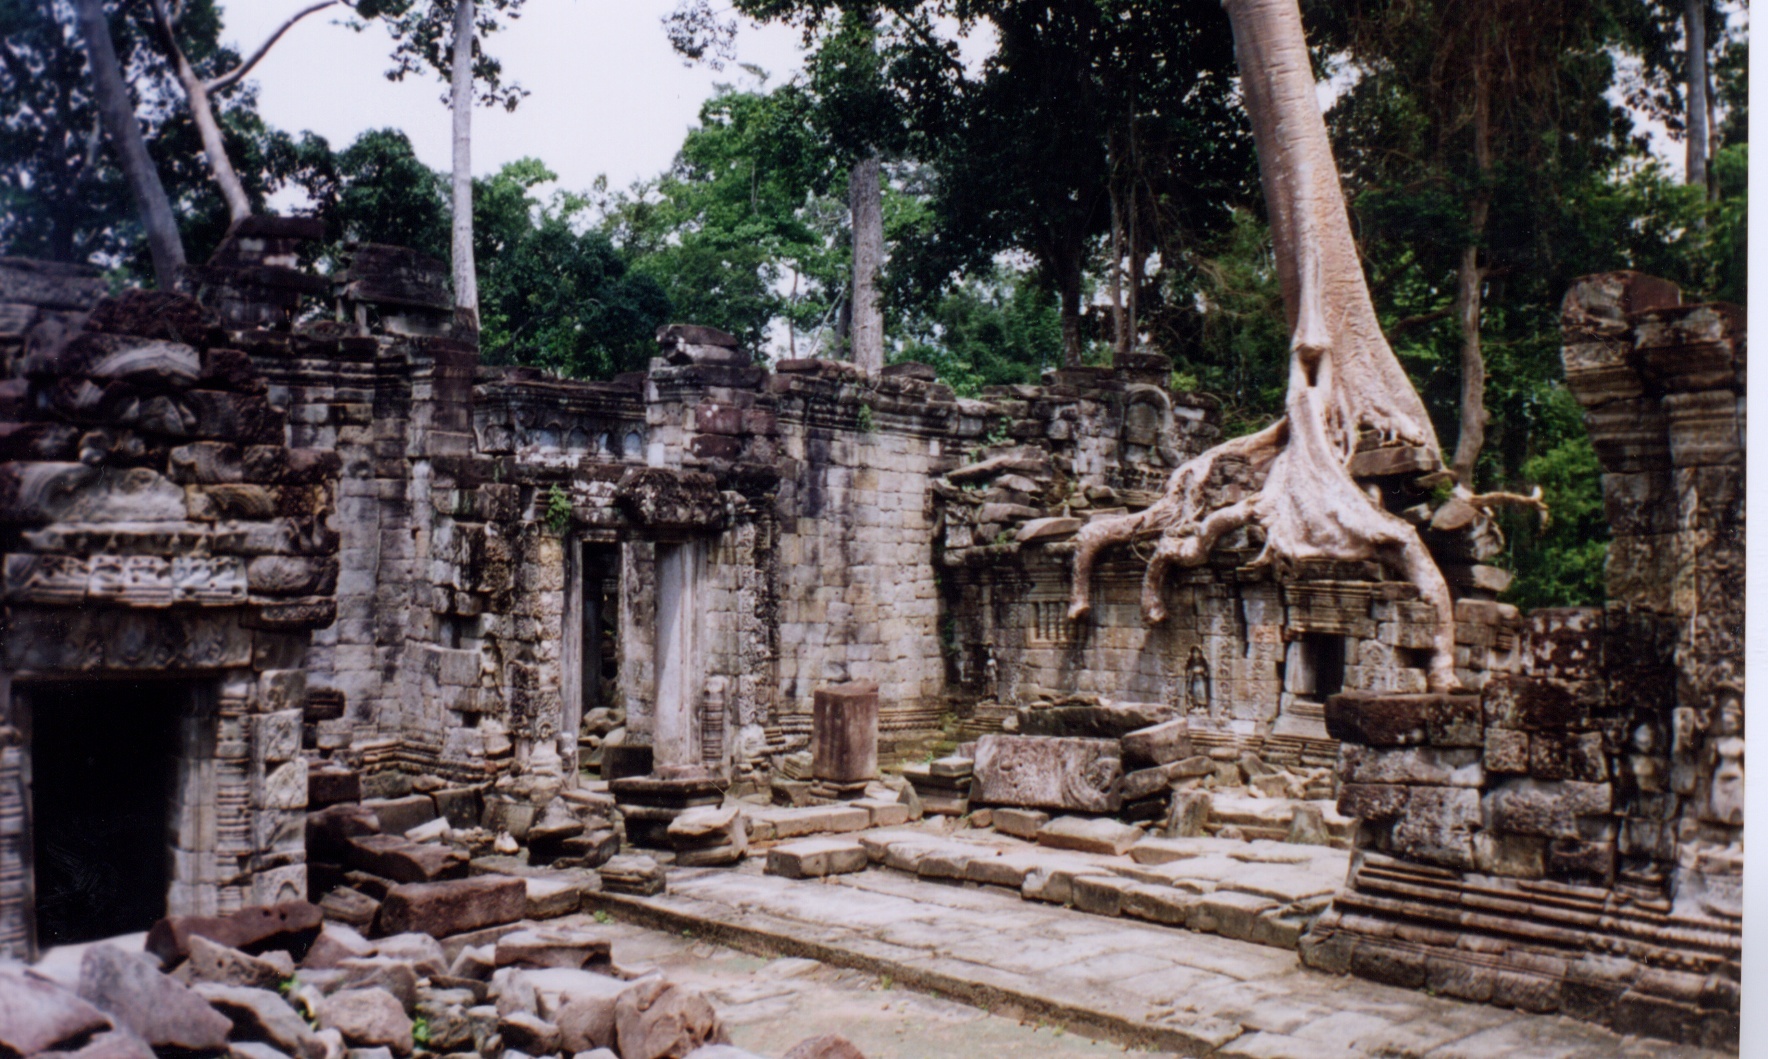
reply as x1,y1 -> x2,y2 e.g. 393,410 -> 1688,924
1302,272 -> 1743,1050
0,247 -> 341,955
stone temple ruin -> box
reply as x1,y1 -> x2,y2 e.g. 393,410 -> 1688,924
0,222 -> 1744,1054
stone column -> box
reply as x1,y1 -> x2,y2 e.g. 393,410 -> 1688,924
812,682 -> 879,798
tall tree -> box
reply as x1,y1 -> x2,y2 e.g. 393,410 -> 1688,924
1682,0 -> 1708,189
69,0 -> 186,286
375,0 -> 526,328
1314,0 -> 1637,486
1071,0 -> 1551,691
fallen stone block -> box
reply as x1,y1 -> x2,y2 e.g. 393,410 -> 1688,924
600,854 -> 667,896
363,795 -> 437,836
973,735 -> 1122,812
40,1028 -> 157,1059
1122,757 -> 1215,801
500,1009 -> 563,1053
766,837 -> 870,879
525,877 -> 582,919
1071,874 -> 1136,917
812,681 -> 879,784
1121,718 -> 1194,768
318,886 -> 380,930
1016,702 -> 1175,739
333,957 -> 419,1013
782,1032 -> 868,1059
182,935 -> 295,990
344,834 -> 468,884
0,966 -> 114,1056
917,842 -> 996,881
852,797 -> 911,828
1162,790 -> 1212,838
614,979 -> 729,1059
77,944 -> 233,1052
194,983 -> 326,1059
1128,836 -> 1217,865
991,806 -> 1050,840
300,923 -> 377,970
495,927 -> 613,971
306,804 -> 382,862
1122,883 -> 1197,926
1037,815 -> 1142,856
376,876 -> 526,937
146,901 -> 324,966
1191,890 -> 1280,943
316,988 -> 412,1055
964,850 -> 1056,890
371,932 -> 448,977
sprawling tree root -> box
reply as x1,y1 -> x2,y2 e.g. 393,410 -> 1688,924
1068,0 -> 1475,693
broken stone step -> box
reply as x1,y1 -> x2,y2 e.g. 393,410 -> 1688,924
765,838 -> 869,879
524,877 -> 582,919
1121,718 -> 1194,768
598,855 -> 667,897
1037,816 -> 1143,856
375,876 -> 526,938
493,926 -> 612,971
991,807 -> 1050,840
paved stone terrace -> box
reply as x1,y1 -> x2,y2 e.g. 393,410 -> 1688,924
586,862 -> 1722,1058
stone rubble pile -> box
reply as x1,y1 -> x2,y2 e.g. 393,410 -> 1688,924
3,887 -> 869,1059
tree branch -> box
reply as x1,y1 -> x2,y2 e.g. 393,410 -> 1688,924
204,0 -> 342,94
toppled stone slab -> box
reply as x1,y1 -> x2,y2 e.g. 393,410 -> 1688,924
743,804 -> 870,842
316,987 -> 412,1055
0,966 -> 114,1055
1121,718 -> 1194,768
344,834 -> 468,883
600,854 -> 667,897
146,901 -> 323,967
991,807 -> 1050,840
376,876 -> 526,937
1037,816 -> 1143,856
182,935 -> 295,989
494,926 -> 612,971
973,735 -> 1122,812
1121,756 -> 1214,801
851,797 -> 911,828
614,978 -> 729,1059
193,983 -> 326,1059
1015,702 -> 1175,739
524,877 -> 582,919
766,838 -> 870,879
668,804 -> 748,867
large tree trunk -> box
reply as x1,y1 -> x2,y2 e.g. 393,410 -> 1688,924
149,0 -> 251,225
72,0 -> 186,288
1684,0 -> 1708,190
849,151 -> 884,374
1450,47 -> 1493,487
1055,245 -> 1084,369
1067,0 -> 1460,691
451,0 -> 479,328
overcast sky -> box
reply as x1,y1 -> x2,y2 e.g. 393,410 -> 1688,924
221,1 -> 813,196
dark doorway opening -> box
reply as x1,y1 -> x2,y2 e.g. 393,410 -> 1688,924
582,544 -> 621,718
30,681 -> 183,946
1300,633 -> 1346,699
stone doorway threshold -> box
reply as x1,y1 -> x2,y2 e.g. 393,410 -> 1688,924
586,864 -> 1721,1058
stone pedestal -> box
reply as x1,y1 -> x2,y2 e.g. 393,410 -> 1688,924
609,769 -> 724,848
811,682 -> 878,793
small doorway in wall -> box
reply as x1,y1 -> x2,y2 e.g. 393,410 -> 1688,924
581,545 -> 621,719
1287,632 -> 1346,700
27,681 -> 187,946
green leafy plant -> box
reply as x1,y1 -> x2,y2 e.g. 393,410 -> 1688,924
985,417 -> 1012,446
412,1015 -> 430,1047
544,484 -> 572,534
856,402 -> 876,433
593,909 -> 614,925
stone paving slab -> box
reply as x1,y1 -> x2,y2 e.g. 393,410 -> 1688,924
583,863 -> 1721,1058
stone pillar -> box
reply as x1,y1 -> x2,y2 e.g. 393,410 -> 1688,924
811,682 -> 879,798
653,541 -> 706,773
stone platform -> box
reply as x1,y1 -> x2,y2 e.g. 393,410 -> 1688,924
584,862 -> 1720,1057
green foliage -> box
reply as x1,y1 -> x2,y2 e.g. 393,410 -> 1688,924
1163,209 -> 1289,434
603,82 -> 844,351
0,0 -> 303,273
892,267 -> 1063,396
856,403 -> 875,433
474,160 -> 668,377
295,128 -> 450,261
411,1014 -> 430,1047
1501,392 -> 1610,609
543,484 -> 572,535
593,909 -> 614,925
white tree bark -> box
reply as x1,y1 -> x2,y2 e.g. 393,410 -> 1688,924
1684,0 -> 1708,190
72,0 -> 187,287
148,0 -> 251,225
1067,0 -> 1462,691
451,0 -> 479,325
849,151 -> 884,374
